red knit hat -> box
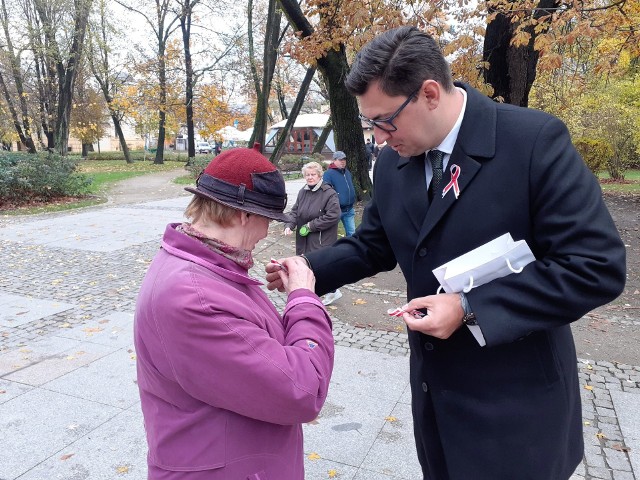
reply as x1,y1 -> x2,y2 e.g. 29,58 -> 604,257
185,143 -> 289,222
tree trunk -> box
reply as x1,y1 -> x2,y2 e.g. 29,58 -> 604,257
0,0 -> 36,153
52,0 -> 92,155
0,70 -> 37,152
155,49 -> 167,164
319,47 -> 371,200
249,0 -> 281,152
278,0 -> 371,199
112,112 -> 133,163
270,66 -> 316,165
483,0 -> 558,106
275,81 -> 288,119
180,6 -> 196,166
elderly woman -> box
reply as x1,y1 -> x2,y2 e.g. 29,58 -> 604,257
284,161 -> 342,305
134,145 -> 334,480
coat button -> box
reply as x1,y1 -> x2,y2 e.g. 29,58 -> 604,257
422,382 -> 428,392
418,248 -> 427,257
424,342 -> 434,351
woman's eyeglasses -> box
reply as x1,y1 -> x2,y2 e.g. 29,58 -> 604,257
358,87 -> 420,133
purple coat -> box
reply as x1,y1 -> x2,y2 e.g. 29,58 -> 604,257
134,224 -> 334,479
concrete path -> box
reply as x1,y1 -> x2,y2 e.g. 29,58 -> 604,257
0,185 -> 638,479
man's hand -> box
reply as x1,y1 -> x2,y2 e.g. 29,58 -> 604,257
401,293 -> 464,339
283,227 -> 293,236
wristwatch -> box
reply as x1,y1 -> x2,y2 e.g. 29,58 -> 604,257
459,292 -> 477,326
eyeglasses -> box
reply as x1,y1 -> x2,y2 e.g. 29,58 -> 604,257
358,87 -> 420,133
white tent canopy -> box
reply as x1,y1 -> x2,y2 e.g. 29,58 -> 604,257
216,125 -> 243,141
265,113 -> 335,153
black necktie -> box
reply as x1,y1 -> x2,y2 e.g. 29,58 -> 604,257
428,149 -> 444,201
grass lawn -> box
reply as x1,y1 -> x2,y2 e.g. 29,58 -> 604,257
599,169 -> 640,194
78,159 -> 187,194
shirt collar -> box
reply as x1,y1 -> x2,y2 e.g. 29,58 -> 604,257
428,86 -> 467,156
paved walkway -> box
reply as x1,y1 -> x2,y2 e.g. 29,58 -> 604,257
0,179 -> 638,479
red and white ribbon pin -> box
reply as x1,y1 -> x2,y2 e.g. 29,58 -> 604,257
442,164 -> 461,199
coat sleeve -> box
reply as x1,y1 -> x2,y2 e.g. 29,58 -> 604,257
154,272 -> 335,425
308,188 -> 341,232
468,116 -> 626,346
306,162 -> 398,295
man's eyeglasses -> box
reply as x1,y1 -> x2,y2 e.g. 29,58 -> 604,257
358,87 -> 420,133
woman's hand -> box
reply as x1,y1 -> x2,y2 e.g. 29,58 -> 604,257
267,256 -> 315,295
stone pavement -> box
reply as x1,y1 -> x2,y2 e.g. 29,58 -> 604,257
0,179 -> 638,479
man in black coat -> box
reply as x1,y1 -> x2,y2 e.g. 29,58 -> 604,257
266,26 -> 626,479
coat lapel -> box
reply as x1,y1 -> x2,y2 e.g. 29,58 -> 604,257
417,83 -> 497,242
418,148 -> 481,241
398,153 -> 430,231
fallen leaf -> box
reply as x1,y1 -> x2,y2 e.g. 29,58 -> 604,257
612,443 -> 631,452
60,453 -> 75,461
634,289 -> 639,295
307,452 -> 321,461
584,421 -> 591,426
587,364 -> 593,370
584,385 -> 593,391
83,327 -> 104,334
353,299 -> 367,305
385,416 -> 398,422
327,305 -> 337,310
0,390 -> 6,394
15,311 -> 29,316
596,432 -> 606,439
59,323 -> 71,328
361,282 -> 376,287
328,469 -> 338,478
116,465 -> 130,474
98,319 -> 110,324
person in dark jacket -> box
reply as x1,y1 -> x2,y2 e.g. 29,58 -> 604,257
285,161 -> 342,305
135,144 -> 334,480
267,26 -> 626,480
322,151 -> 356,237
365,139 -> 375,169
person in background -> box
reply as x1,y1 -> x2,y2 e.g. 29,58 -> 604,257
365,138 -> 375,169
135,144 -> 334,480
323,150 -> 356,237
267,26 -> 626,480
285,161 -> 342,305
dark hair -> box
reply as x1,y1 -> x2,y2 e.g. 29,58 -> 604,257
345,26 -> 454,97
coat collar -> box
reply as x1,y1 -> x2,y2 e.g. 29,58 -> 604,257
396,83 -> 494,237
160,223 -> 262,286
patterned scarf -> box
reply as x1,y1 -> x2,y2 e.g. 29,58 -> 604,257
176,223 -> 254,270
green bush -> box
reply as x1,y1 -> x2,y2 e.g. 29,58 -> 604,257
0,152 -> 92,204
185,157 -> 210,179
279,153 -> 326,172
574,138 -> 613,175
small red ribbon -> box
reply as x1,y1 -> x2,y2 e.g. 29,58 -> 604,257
442,164 -> 461,199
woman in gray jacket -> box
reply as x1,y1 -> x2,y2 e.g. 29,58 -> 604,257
284,161 -> 342,305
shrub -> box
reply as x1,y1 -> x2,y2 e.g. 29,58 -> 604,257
279,153 -> 327,172
185,157 -> 210,179
574,138 -> 613,175
0,152 -> 92,205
